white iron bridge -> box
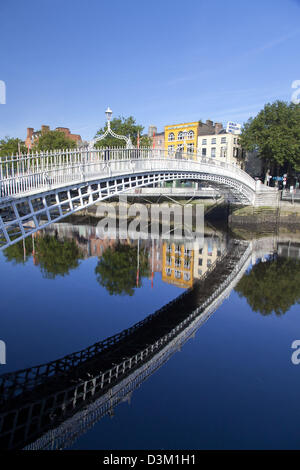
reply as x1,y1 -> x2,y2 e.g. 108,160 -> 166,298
0,147 -> 277,249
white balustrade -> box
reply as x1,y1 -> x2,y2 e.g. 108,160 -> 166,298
0,147 -> 257,200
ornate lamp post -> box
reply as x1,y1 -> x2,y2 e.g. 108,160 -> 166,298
88,107 -> 133,149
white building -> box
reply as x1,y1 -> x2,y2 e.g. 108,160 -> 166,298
197,129 -> 244,167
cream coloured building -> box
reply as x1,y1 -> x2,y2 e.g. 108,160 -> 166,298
193,233 -> 227,280
197,130 -> 244,167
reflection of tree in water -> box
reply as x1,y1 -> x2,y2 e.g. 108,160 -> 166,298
3,237 -> 33,265
235,256 -> 300,315
3,234 -> 83,279
36,235 -> 83,279
95,243 -> 150,296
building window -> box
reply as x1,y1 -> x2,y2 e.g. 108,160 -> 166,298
211,138 -> 216,145
188,130 -> 194,140
183,272 -> 190,281
187,143 -> 194,154
211,147 -> 216,158
220,147 -> 226,157
175,270 -> 181,279
207,260 -> 212,267
168,145 -> 175,155
184,260 -> 191,269
202,139 -> 207,145
198,268 -> 202,276
202,148 -> 206,156
168,132 -> 175,142
198,258 -> 202,266
221,137 -> 226,144
178,131 -> 184,141
177,144 -> 184,152
166,267 -> 172,276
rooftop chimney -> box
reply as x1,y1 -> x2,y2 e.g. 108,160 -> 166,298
41,125 -> 50,133
26,128 -> 34,139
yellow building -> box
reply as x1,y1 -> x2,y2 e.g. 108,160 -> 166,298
162,242 -> 194,288
164,121 -> 199,157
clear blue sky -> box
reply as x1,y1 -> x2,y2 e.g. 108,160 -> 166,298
0,0 -> 299,141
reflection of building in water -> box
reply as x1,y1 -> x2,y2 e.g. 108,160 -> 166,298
161,234 -> 227,288
193,234 -> 227,279
148,240 -> 162,276
89,236 -> 117,258
162,242 -> 194,288
40,221 -> 228,289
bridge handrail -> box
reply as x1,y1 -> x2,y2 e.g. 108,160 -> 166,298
0,241 -> 240,399
0,147 -> 257,199
0,242 -> 252,451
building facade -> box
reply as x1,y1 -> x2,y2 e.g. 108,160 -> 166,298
164,119 -> 243,166
162,242 -> 194,288
164,121 -> 199,156
197,130 -> 244,166
153,131 -> 165,150
25,125 -> 82,149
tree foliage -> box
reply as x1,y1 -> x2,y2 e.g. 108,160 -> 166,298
235,256 -> 300,315
3,237 -> 33,264
3,234 -> 83,278
95,242 -> 150,296
32,130 -> 77,151
94,116 -> 151,148
240,100 -> 300,171
0,137 -> 26,157
35,234 -> 83,278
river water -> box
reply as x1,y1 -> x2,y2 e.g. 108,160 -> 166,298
1,212 -> 300,450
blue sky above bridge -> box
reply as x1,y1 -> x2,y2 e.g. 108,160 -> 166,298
0,0 -> 299,141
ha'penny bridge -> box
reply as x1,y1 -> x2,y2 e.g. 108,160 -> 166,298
0,240 -> 252,450
0,147 -> 278,251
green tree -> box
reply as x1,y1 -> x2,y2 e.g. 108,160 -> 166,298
95,243 -> 150,296
4,234 -> 83,278
35,234 -> 83,278
3,237 -> 33,264
235,256 -> 300,315
0,137 -> 26,157
33,130 -> 77,151
94,116 -> 151,148
240,100 -> 300,175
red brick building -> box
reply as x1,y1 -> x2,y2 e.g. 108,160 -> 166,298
25,125 -> 82,149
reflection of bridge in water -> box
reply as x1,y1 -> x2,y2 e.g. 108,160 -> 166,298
0,239 -> 252,450
0,148 -> 278,250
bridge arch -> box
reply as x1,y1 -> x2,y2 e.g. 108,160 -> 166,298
0,148 -> 277,250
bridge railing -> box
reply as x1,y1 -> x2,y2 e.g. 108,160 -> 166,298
0,242 -> 252,450
0,147 -> 256,199
0,241 -> 235,401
